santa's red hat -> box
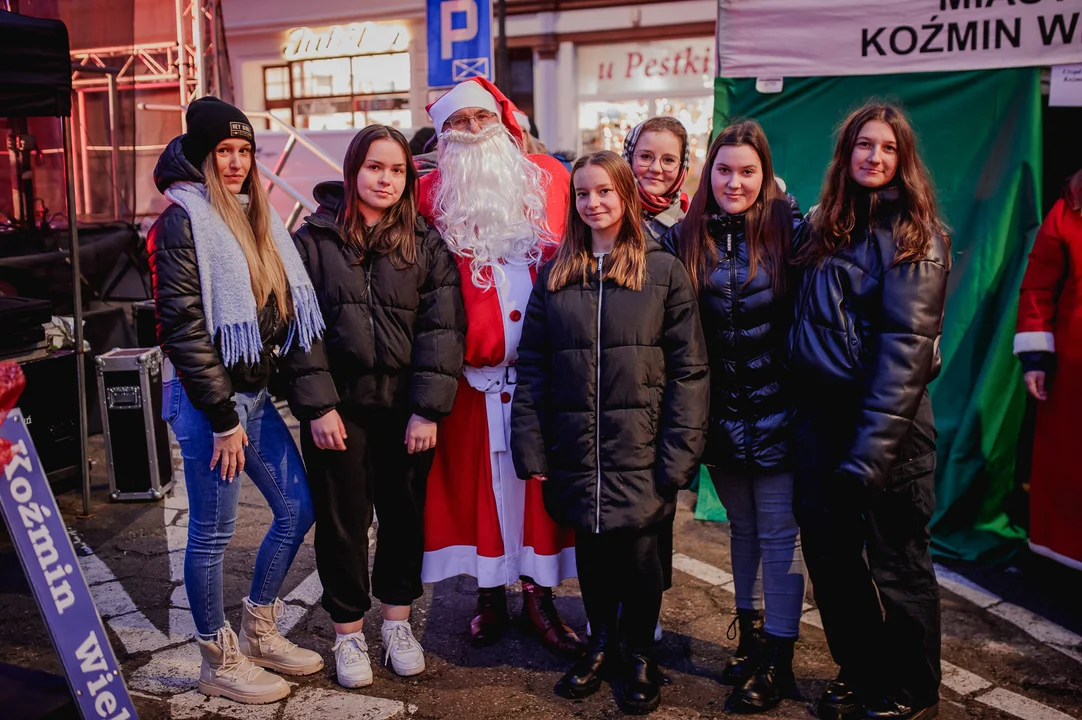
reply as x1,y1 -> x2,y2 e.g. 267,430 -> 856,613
426,77 -> 525,146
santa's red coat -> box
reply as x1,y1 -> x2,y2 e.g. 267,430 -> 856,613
418,154 -> 578,587
1015,198 -> 1082,569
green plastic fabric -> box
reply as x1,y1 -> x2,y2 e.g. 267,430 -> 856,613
703,69 -> 1040,560
693,465 -> 728,522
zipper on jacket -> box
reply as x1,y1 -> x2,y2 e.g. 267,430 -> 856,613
594,255 -> 604,534
728,233 -> 752,466
364,263 -> 375,349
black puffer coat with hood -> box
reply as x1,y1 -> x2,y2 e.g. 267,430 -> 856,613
280,181 -> 466,421
510,241 -> 710,533
147,136 -> 287,433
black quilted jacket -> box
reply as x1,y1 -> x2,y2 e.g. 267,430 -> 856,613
147,136 -> 287,433
510,241 -> 710,533
665,213 -> 801,472
788,187 -> 949,490
281,181 -> 465,421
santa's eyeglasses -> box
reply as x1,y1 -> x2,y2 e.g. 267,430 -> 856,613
444,110 -> 499,131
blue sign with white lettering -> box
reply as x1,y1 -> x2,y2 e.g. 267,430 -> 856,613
427,0 -> 493,88
0,409 -> 137,720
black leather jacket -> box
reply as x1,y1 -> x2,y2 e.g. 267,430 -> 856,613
788,187 -> 949,489
147,136 -> 288,433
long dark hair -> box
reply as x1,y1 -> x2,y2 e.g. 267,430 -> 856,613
340,125 -> 419,268
795,102 -> 949,266
676,120 -> 792,297
548,151 -> 646,292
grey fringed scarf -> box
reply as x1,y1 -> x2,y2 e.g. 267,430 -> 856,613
164,181 -> 323,366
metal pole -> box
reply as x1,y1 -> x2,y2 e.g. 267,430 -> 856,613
265,134 -> 296,197
107,73 -> 121,221
78,90 -> 92,214
192,0 -> 207,98
176,0 -> 190,119
63,116 -> 92,519
496,0 -> 508,93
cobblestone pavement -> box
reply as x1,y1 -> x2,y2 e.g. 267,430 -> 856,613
1,405 -> 1080,720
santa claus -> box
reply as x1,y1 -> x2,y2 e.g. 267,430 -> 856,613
417,78 -> 582,657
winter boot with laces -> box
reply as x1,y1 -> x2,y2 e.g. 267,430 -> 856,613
721,609 -> 765,685
239,597 -> 324,676
196,626 -> 291,704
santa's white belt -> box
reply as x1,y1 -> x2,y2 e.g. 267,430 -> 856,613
462,365 -> 517,393
462,365 -> 517,453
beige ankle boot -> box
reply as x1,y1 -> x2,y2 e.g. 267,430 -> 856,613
196,626 -> 290,704
239,597 -> 324,676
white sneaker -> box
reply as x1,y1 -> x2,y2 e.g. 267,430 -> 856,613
332,633 -> 373,688
381,621 -> 426,677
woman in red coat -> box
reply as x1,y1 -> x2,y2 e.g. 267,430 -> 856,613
1015,168 -> 1082,570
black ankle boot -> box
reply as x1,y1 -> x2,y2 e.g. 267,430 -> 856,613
554,631 -> 614,699
619,653 -> 661,715
721,609 -> 765,685
816,676 -> 864,720
725,633 -> 798,714
863,697 -> 939,720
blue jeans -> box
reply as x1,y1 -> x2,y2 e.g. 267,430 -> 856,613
712,468 -> 805,638
163,379 -> 315,638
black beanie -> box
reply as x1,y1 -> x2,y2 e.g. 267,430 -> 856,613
181,97 -> 256,170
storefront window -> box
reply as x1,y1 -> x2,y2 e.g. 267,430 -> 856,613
579,96 -> 713,198
265,46 -> 411,131
352,53 -> 410,94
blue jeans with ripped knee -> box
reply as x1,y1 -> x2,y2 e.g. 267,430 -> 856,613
164,380 -> 314,638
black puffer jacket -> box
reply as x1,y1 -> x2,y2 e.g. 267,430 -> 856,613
665,213 -> 801,471
281,181 -> 465,421
788,187 -> 949,490
510,241 -> 710,533
147,136 -> 287,433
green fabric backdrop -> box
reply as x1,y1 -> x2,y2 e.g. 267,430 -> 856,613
695,69 -> 1041,560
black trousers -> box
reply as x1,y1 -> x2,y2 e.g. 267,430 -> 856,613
301,406 -> 432,624
793,393 -> 941,708
575,525 -> 664,656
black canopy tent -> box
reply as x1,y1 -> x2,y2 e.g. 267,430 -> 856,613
1,9 -> 92,516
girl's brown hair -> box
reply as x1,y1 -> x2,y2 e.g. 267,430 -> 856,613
796,102 -> 949,266
340,125 -> 419,268
676,120 -> 793,297
202,149 -> 293,320
635,116 -> 689,160
547,151 -> 647,292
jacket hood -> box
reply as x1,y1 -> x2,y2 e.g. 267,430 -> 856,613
154,135 -> 205,194
305,180 -> 346,234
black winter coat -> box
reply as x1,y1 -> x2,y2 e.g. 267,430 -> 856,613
147,136 -> 287,433
788,187 -> 949,490
281,181 -> 465,421
510,241 -> 710,533
665,213 -> 800,472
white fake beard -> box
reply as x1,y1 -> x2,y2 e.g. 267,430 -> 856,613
434,123 -> 555,289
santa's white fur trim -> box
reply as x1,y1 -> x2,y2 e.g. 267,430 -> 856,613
428,81 -> 500,131
1013,331 -> 1055,354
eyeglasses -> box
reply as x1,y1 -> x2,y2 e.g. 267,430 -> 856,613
633,151 -> 680,172
444,110 -> 499,131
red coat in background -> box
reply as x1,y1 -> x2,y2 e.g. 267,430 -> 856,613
417,150 -> 576,588
1015,198 -> 1082,569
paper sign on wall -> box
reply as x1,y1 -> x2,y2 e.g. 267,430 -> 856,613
1050,64 -> 1082,108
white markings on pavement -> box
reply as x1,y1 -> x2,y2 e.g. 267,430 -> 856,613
672,553 -> 1078,720
975,688 -> 1078,720
935,564 -> 1082,663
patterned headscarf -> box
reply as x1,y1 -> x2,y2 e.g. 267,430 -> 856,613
622,119 -> 691,217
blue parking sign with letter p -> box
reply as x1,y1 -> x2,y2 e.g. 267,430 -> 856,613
427,0 -> 493,88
